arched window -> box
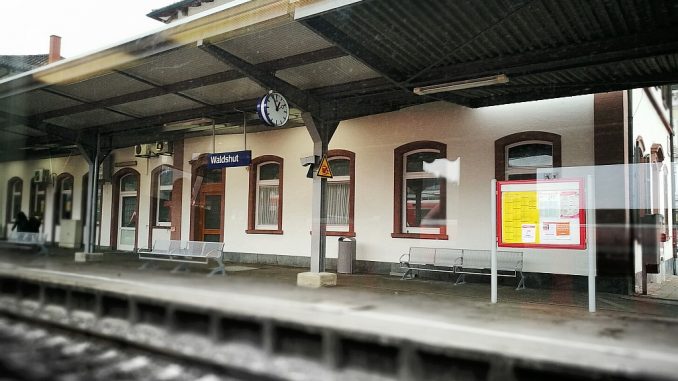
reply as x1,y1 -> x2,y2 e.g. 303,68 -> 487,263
505,141 -> 553,180
326,150 -> 355,236
247,156 -> 283,234
53,173 -> 74,228
393,141 -> 447,239
110,168 -> 140,251
495,131 -> 562,181
29,178 -> 47,219
6,177 -> 23,223
151,165 -> 173,227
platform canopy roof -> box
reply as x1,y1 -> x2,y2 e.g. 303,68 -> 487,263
0,0 -> 677,161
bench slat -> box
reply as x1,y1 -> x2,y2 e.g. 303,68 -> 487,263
408,247 -> 436,265
433,248 -> 462,267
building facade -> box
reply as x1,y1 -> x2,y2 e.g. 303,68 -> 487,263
0,87 -> 673,293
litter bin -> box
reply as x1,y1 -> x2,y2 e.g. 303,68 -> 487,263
337,237 -> 356,274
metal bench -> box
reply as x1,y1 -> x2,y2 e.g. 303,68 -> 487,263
399,247 -> 462,280
138,240 -> 226,277
454,249 -> 525,290
3,231 -> 48,255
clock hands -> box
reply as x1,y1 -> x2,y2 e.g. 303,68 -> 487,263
272,94 -> 280,111
259,92 -> 288,127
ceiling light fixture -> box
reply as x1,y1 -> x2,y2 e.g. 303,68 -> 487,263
413,74 -> 509,95
162,117 -> 214,131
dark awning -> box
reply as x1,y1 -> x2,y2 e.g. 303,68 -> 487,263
0,0 -> 676,161
300,0 -> 678,107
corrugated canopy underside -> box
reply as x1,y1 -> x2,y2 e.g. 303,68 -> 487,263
0,0 -> 677,160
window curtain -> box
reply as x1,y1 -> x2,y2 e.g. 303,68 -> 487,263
326,182 -> 349,225
257,185 -> 279,226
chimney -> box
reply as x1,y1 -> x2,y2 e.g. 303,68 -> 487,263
48,35 -> 62,63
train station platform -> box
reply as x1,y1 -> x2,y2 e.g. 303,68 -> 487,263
0,247 -> 677,380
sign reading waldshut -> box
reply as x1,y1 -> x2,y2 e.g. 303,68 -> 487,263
207,150 -> 252,169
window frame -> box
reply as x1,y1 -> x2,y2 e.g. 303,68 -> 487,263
150,165 -> 174,228
392,141 -> 448,240
54,173 -> 74,224
326,149 -> 356,237
495,131 -> 562,181
504,140 -> 554,180
6,177 -> 23,224
30,178 -> 47,220
247,155 -> 284,234
110,168 -> 141,250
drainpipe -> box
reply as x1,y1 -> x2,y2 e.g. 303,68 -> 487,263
628,90 -> 642,293
671,91 -> 677,275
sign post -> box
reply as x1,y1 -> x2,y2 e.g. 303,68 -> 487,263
586,175 -> 596,312
492,178 -> 594,311
491,179 -> 498,304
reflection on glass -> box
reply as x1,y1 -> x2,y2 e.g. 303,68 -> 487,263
122,197 -> 137,228
406,151 -> 439,172
203,169 -> 222,184
259,163 -> 279,180
160,168 -> 173,186
61,193 -> 72,220
158,190 -> 172,223
405,178 -> 441,228
330,159 -> 349,177
203,234 -> 220,242
121,175 -> 137,192
507,143 -> 553,168
204,195 -> 221,229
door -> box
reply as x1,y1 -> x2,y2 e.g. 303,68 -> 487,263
197,192 -> 222,242
194,167 -> 224,242
117,173 -> 138,251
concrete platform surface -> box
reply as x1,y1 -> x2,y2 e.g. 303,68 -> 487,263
0,248 -> 677,380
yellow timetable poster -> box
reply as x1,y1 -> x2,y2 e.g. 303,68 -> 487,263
498,179 -> 585,249
501,191 -> 539,243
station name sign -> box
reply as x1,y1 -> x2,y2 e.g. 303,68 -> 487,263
207,150 -> 252,169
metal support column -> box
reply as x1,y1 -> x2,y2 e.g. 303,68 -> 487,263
78,132 -> 108,254
303,113 -> 338,273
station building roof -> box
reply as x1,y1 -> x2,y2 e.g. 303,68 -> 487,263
0,0 -> 677,161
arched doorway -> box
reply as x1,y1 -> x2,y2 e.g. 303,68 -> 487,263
111,168 -> 140,251
190,155 -> 225,242
52,173 -> 74,244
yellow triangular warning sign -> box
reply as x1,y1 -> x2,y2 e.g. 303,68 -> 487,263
316,155 -> 333,178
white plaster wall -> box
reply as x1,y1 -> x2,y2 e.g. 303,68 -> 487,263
183,127 -> 315,256
330,97 -> 594,274
631,88 -> 674,281
0,95 -> 597,275
103,147 -> 176,250
0,155 -> 89,242
174,96 -> 595,273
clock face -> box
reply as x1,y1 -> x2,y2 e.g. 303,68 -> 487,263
258,92 -> 289,127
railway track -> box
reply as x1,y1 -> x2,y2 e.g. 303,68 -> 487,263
0,314 -> 271,381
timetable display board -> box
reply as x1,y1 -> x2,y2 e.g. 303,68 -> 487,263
497,179 -> 586,250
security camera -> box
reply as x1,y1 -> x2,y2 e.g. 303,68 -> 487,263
300,155 -> 318,166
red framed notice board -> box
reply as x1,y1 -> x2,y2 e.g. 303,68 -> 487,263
496,179 -> 586,250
